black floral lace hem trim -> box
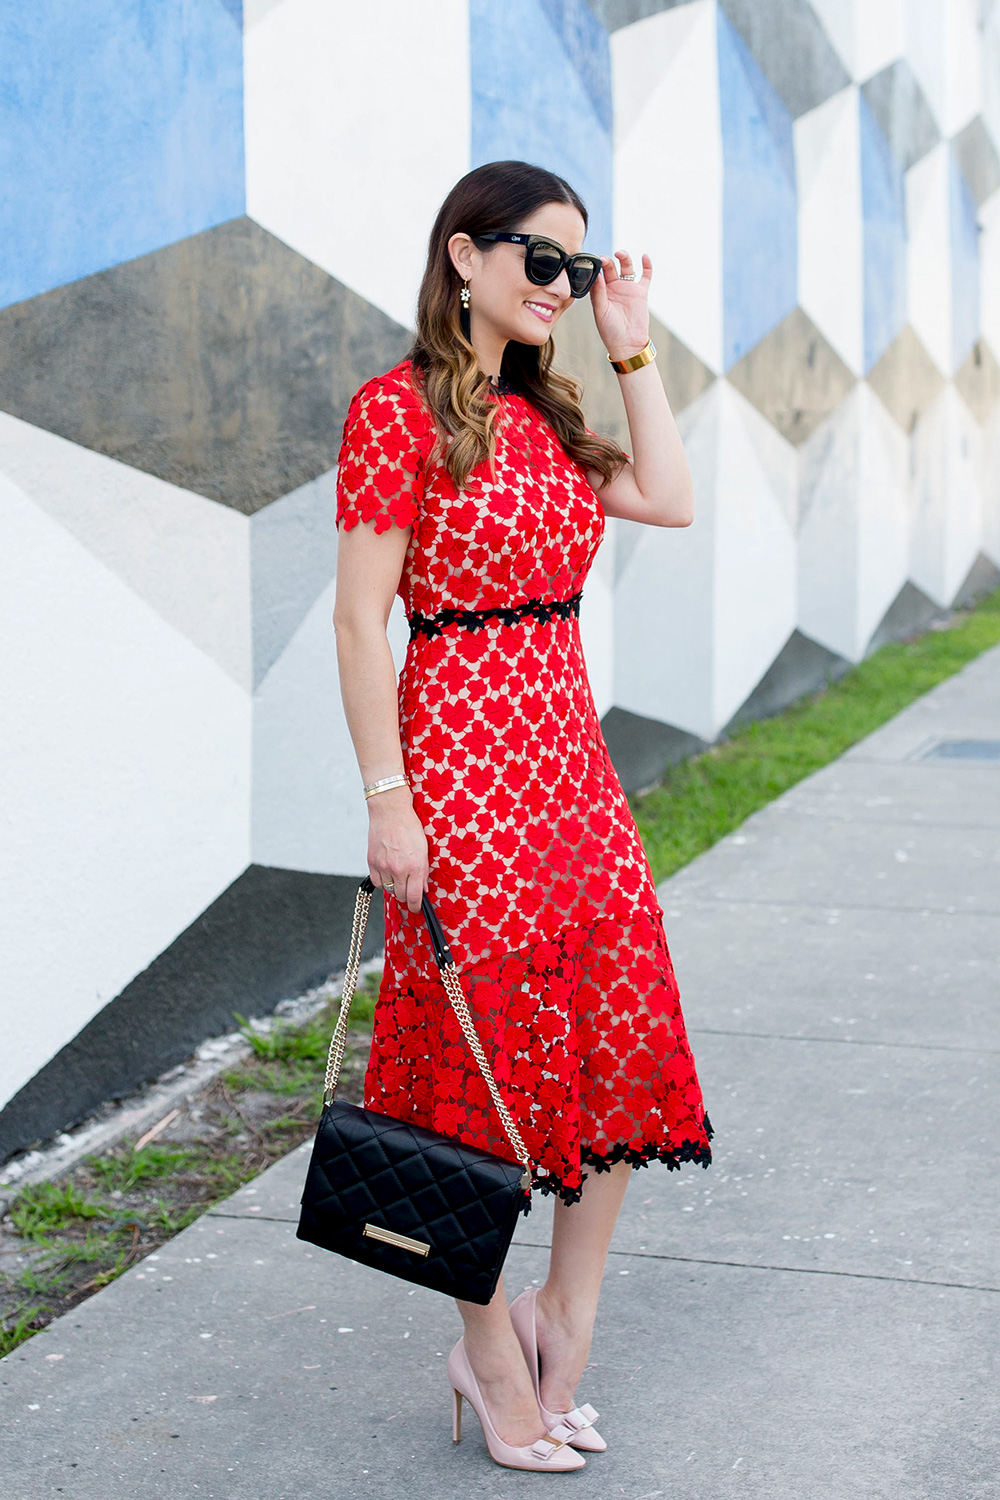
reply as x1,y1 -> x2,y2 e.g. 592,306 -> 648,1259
527,1114 -> 714,1209
409,591 -> 582,641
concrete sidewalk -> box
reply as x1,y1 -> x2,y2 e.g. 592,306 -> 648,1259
2,646 -> 998,1500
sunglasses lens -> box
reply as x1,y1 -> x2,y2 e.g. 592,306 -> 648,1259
569,257 -> 601,297
526,241 -> 565,284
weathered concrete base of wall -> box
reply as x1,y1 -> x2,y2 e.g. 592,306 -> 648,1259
0,865 -> 382,1166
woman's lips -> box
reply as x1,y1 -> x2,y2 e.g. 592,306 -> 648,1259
525,300 -> 556,323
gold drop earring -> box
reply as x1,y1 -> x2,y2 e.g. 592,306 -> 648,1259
460,278 -> 471,342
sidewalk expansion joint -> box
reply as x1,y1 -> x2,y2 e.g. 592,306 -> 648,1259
205,1210 -> 297,1222
673,896 -> 1000,918
772,814 -> 998,832
688,1027 -> 999,1055
512,1240 -> 1000,1295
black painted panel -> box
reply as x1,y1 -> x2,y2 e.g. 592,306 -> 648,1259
601,706 -> 707,795
0,865 -> 384,1165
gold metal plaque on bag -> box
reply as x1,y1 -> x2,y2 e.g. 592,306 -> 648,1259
363,1223 -> 430,1257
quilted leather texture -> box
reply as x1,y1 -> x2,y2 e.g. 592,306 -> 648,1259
297,1101 -> 528,1305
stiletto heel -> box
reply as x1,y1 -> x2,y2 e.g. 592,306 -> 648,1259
508,1288 -> 607,1453
452,1387 -> 463,1443
446,1336 -> 586,1471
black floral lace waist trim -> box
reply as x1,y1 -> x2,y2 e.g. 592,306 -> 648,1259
527,1116 -> 715,1209
408,590 -> 583,641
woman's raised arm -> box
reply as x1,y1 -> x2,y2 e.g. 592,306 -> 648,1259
585,250 -> 694,529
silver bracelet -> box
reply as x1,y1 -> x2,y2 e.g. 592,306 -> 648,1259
363,773 -> 409,800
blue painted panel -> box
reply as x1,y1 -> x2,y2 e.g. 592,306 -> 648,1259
538,0 -> 612,133
718,11 -> 798,370
950,151 -> 980,372
469,0 -> 613,261
859,94 -> 907,373
0,0 -> 244,311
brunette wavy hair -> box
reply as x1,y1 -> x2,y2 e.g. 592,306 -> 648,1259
408,160 -> 630,492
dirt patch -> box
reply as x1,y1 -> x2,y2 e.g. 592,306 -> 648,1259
0,972 -> 379,1357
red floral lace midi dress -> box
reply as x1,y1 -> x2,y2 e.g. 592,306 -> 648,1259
336,357 -> 712,1205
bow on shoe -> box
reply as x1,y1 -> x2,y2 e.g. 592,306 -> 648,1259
530,1421 -> 576,1460
561,1403 -> 599,1433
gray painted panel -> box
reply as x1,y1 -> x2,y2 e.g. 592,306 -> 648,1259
0,217 -> 411,513
862,59 -> 941,172
584,0 -> 694,31
719,0 -> 850,119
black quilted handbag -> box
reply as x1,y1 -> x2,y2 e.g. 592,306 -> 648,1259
296,877 -> 532,1305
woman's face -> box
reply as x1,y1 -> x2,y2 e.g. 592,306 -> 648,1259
452,201 -> 589,349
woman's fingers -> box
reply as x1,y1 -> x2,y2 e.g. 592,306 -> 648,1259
371,864 -> 427,913
402,869 -> 425,914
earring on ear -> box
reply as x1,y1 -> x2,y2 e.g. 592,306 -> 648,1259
459,278 -> 471,342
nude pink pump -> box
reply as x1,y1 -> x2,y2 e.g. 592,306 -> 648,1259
447,1336 -> 586,1472
508,1288 -> 607,1453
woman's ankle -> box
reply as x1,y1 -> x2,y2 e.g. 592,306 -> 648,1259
534,1288 -> 596,1412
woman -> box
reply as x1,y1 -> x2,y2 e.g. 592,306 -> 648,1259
333,160 -> 712,1472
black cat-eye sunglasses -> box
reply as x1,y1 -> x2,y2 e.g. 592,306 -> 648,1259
474,232 -> 603,298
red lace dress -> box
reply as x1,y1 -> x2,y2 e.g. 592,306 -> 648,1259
336,358 -> 712,1205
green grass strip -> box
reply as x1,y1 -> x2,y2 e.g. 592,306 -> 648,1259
632,586 -> 1000,884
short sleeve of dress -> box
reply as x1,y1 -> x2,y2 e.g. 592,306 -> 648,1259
336,367 -> 434,534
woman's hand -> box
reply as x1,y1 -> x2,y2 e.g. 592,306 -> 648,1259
367,789 -> 429,914
589,249 -> 652,360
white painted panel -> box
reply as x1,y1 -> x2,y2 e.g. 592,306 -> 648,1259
613,382 -> 796,740
711,386 -> 798,727
855,383 -> 911,648
251,543 -> 410,877
251,577 -> 366,876
799,384 -> 909,660
798,395 -> 861,658
796,86 -> 864,374
980,8 -> 1000,154
942,0 -> 981,137
852,0 -> 905,83
612,384 -> 718,739
982,401 -> 1000,568
0,486 -> 251,1112
0,414 -> 251,689
806,0 -> 905,82
244,0 -> 470,333
909,383 -> 984,604
613,1 -> 723,372
978,187 -> 1000,358
907,144 -> 951,376
904,0 -> 946,132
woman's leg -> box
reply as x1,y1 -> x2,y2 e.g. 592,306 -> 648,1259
535,1160 -> 632,1413
455,1273 -> 546,1446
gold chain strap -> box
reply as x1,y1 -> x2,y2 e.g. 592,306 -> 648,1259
322,885 -> 532,1189
322,882 -> 373,1105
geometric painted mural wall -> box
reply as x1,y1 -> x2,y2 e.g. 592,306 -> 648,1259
2,0 -> 999,1162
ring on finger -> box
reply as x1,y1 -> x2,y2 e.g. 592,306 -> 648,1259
383,877 -> 395,891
